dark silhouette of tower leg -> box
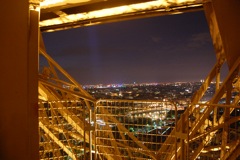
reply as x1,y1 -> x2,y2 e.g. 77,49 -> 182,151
0,1 -> 39,160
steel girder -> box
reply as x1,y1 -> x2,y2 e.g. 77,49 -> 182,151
38,43 -> 239,160
38,47 -> 178,159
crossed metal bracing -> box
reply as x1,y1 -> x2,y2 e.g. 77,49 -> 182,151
95,99 -> 184,160
38,46 -> 180,159
38,47 -> 95,160
156,56 -> 240,160
38,43 -> 240,160
38,1 -> 240,156
38,47 -> 178,159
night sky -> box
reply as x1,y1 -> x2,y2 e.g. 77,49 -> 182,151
42,10 -> 216,85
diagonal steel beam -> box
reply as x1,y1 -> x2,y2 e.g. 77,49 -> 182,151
39,121 -> 77,160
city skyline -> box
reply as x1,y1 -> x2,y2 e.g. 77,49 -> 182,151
42,10 -> 217,85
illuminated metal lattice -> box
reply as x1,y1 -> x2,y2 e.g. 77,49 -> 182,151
38,47 -> 186,159
95,99 -> 183,160
157,56 -> 240,160
38,47 -> 240,160
38,48 -> 95,160
38,37 -> 240,160
39,101 -> 92,160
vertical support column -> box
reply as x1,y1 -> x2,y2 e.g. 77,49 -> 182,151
174,103 -> 178,160
203,0 -> 225,64
89,109 -> 92,160
220,81 -> 232,158
180,115 -> 185,160
94,102 -> 97,160
203,1 -> 240,159
204,0 -> 240,69
211,0 -> 240,69
0,1 -> 39,160
83,103 -> 86,160
28,8 -> 40,160
213,65 -> 221,127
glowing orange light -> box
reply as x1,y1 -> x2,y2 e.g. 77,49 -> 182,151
40,0 -> 202,28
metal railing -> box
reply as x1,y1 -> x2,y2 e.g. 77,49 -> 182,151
38,48 -> 240,160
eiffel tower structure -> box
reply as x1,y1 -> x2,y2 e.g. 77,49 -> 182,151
0,0 -> 239,159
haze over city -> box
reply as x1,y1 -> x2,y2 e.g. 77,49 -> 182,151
42,10 -> 217,85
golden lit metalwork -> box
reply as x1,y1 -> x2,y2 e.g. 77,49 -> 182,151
38,0 -> 240,159
40,0 -> 203,32
38,47 -> 179,159
156,56 -> 240,159
38,47 -> 94,159
40,0 -> 64,8
95,99 -> 181,159
40,0 -> 95,8
38,39 -> 240,160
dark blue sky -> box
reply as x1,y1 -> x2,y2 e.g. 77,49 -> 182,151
42,10 -> 216,85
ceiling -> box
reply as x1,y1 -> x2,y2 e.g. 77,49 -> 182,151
39,0 -> 204,32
